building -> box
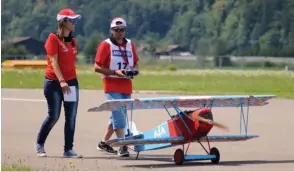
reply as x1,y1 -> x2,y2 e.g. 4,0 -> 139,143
2,36 -> 46,55
155,44 -> 194,60
155,44 -> 192,56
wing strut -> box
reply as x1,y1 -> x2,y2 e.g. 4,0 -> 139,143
171,104 -> 193,137
200,96 -> 251,135
163,105 -> 183,136
239,99 -> 251,135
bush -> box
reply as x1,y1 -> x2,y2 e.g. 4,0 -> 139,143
165,64 -> 177,71
155,65 -> 163,71
244,61 -> 263,68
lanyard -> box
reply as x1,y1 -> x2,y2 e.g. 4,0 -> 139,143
118,44 -> 129,65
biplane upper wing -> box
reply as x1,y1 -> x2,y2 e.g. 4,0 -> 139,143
108,136 -> 185,147
88,95 -> 276,112
200,134 -> 259,142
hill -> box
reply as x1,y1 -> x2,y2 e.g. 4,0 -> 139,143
2,0 -> 294,57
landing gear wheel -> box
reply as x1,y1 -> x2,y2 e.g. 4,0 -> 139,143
210,147 -> 220,164
174,149 -> 184,165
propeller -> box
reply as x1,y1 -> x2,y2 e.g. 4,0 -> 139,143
183,109 -> 229,131
196,116 -> 229,131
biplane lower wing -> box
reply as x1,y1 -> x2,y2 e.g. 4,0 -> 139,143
106,134 -> 144,145
110,136 -> 185,147
200,134 -> 259,142
108,134 -> 257,147
88,95 -> 276,112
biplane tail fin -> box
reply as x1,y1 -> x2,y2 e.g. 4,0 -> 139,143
125,121 -> 141,136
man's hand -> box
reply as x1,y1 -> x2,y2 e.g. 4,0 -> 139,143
114,70 -> 126,77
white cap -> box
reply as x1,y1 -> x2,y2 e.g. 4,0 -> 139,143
110,17 -> 127,28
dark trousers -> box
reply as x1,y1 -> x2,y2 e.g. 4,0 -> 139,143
36,77 -> 79,152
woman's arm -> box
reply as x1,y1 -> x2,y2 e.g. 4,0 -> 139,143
49,54 -> 65,82
50,54 -> 71,93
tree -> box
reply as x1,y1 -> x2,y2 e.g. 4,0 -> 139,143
83,32 -> 105,64
195,38 -> 211,68
3,0 -> 294,57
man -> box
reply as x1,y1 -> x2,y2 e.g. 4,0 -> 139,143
94,17 -> 139,157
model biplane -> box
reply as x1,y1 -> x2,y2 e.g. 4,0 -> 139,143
88,95 -> 275,165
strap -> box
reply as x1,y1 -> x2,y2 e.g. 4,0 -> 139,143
118,44 -> 129,65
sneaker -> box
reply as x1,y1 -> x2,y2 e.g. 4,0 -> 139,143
63,149 -> 83,158
36,143 -> 47,157
97,141 -> 118,154
118,145 -> 130,157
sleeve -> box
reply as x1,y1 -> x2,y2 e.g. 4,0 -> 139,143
44,33 -> 58,56
131,42 -> 139,65
95,41 -> 110,67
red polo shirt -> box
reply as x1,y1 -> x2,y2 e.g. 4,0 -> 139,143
95,38 -> 139,94
44,33 -> 77,81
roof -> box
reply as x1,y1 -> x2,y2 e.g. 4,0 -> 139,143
155,44 -> 183,53
166,44 -> 180,52
2,37 -> 34,44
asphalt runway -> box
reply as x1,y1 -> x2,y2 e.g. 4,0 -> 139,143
2,88 -> 294,171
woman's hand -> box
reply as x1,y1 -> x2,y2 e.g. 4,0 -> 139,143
60,80 -> 71,94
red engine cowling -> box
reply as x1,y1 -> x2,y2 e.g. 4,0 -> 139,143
191,108 -> 213,138
168,108 -> 213,140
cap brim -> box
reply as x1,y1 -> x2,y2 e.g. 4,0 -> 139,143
67,15 -> 81,19
111,25 -> 126,29
57,14 -> 81,21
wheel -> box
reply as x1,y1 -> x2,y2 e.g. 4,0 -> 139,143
210,147 -> 220,164
173,149 -> 184,165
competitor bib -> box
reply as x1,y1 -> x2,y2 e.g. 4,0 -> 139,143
104,38 -> 134,78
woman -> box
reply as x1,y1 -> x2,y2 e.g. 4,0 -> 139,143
35,8 -> 82,158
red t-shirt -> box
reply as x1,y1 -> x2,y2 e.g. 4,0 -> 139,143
95,39 -> 139,94
44,33 -> 78,81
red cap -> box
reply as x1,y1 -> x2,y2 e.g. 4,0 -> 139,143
57,8 -> 81,21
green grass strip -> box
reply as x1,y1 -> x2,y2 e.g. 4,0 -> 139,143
2,69 -> 294,98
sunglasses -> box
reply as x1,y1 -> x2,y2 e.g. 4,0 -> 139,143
64,18 -> 78,24
112,28 -> 125,32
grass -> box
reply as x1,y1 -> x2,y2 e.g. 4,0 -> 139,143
1,164 -> 31,171
1,158 -> 31,171
2,68 -> 294,98
1,161 -> 31,171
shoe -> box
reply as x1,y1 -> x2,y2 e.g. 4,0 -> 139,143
36,143 -> 47,157
97,141 -> 118,154
63,149 -> 83,158
118,145 -> 130,157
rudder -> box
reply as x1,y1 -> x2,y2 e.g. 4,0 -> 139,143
125,121 -> 141,136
